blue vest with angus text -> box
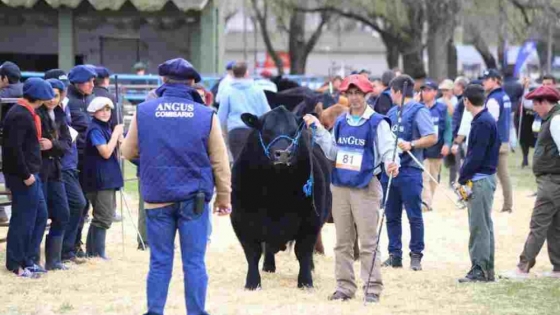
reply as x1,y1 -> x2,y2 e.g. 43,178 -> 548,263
82,119 -> 124,192
486,87 -> 511,143
332,113 -> 388,188
386,101 -> 425,168
137,84 -> 215,203
424,101 -> 447,159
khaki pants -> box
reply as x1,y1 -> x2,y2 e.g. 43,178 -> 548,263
331,177 -> 383,297
497,143 -> 513,212
421,158 -> 443,209
518,174 -> 560,272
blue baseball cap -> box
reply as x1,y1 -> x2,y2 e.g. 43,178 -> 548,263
0,61 -> 21,80
23,78 -> 55,100
68,65 -> 97,84
158,58 -> 201,83
44,69 -> 70,87
226,61 -> 235,71
482,69 -> 502,80
421,79 -> 438,90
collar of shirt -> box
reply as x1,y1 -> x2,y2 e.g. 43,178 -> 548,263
344,105 -> 374,127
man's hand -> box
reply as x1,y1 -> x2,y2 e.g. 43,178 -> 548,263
213,200 -> 232,216
303,114 -> 321,129
386,162 -> 399,177
39,138 -> 53,151
441,145 -> 450,156
24,174 -> 36,187
451,144 -> 459,155
398,140 -> 412,152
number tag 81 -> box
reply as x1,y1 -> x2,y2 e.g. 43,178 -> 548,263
336,148 -> 364,171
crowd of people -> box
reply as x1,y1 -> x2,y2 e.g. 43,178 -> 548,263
0,57 -> 559,314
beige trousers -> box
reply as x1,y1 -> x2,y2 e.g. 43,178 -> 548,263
421,158 -> 443,209
331,177 -> 383,297
497,143 -> 513,212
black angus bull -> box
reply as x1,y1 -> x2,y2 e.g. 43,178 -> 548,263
230,106 -> 332,289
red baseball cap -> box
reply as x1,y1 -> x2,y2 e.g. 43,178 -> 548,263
339,74 -> 373,94
525,85 -> 560,102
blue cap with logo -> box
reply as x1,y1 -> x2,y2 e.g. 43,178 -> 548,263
23,77 -> 55,100
421,79 -> 438,90
482,69 -> 502,80
158,58 -> 201,83
68,65 -> 97,84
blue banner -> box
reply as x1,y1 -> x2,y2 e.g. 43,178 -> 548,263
514,40 -> 537,77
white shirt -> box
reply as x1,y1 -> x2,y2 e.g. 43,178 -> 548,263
458,108 -> 473,144
486,98 -> 501,121
551,115 -> 560,156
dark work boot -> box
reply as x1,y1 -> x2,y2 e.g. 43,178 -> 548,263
85,226 -> 94,257
382,254 -> 403,268
458,265 -> 491,283
45,236 -> 69,271
92,226 -> 109,260
410,253 -> 423,271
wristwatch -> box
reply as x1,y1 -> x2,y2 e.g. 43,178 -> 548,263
411,141 -> 416,149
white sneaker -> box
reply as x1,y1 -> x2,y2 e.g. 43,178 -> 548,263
500,269 -> 531,280
539,271 -> 560,279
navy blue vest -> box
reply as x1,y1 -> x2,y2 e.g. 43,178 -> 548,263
137,89 -> 214,203
424,101 -> 448,159
332,113 -> 388,188
387,101 -> 425,169
82,118 -> 124,192
486,87 -> 512,143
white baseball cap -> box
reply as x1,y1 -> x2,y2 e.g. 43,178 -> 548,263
87,96 -> 114,113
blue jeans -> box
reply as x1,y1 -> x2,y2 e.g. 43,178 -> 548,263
61,169 -> 87,260
146,199 -> 209,315
43,179 -> 70,237
383,167 -> 425,257
5,174 -> 48,271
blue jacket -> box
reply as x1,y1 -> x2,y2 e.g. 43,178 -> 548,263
61,102 -> 79,171
82,118 -> 123,192
332,113 -> 387,188
67,84 -> 94,157
452,95 -> 464,139
217,79 -> 271,132
485,87 -> 512,143
137,83 -> 215,203
459,109 -> 500,184
387,101 -> 430,169
424,101 -> 448,159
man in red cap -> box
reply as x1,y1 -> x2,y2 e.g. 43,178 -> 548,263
304,74 -> 399,303
503,85 -> 560,279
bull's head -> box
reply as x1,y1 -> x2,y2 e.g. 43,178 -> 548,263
242,106 -> 304,167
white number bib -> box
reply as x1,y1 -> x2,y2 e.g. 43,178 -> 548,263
336,148 -> 364,171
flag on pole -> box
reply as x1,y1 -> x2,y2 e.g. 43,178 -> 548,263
514,40 -> 537,77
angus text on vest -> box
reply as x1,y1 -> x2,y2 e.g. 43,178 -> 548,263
337,136 -> 366,146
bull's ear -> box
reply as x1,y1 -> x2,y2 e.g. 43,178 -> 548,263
241,113 -> 261,129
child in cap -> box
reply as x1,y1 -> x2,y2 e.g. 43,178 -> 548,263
82,96 -> 124,259
2,78 -> 54,278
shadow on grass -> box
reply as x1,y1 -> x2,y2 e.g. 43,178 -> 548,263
467,279 -> 560,315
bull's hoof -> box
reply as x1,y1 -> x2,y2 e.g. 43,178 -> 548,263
262,265 -> 276,273
245,283 -> 262,291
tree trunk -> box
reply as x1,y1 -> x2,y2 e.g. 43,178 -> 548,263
447,39 -> 458,79
401,1 -> 426,79
427,27 -> 450,81
251,0 -> 284,75
401,47 -> 426,79
289,11 -> 307,74
381,33 -> 400,69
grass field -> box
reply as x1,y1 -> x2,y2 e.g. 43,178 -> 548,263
0,151 -> 558,315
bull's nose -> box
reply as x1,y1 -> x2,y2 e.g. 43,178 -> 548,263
273,150 -> 291,164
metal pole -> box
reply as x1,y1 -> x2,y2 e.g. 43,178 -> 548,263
115,75 -> 125,255
253,15 -> 258,75
243,0 -> 248,62
547,22 -> 553,74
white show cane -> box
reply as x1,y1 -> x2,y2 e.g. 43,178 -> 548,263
403,149 -> 465,209
363,81 -> 407,304
114,75 -> 126,255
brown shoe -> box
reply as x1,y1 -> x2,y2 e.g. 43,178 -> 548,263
328,291 -> 352,301
64,256 -> 87,265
